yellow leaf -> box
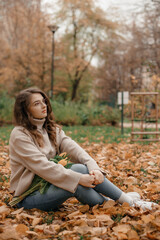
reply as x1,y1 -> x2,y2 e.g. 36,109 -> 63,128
58,159 -> 67,166
59,152 -> 67,157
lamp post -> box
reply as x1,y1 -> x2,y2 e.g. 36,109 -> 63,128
48,25 -> 59,99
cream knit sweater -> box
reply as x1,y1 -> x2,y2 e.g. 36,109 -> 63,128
9,118 -> 101,196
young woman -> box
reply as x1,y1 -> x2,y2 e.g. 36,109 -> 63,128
9,88 -> 156,211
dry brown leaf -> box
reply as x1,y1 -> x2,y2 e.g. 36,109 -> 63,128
11,207 -> 24,215
0,141 -> 160,239
113,224 -> 132,234
43,224 -> 57,235
34,224 -> 47,232
141,214 -> 155,224
96,214 -> 114,225
0,205 -> 10,215
15,224 -> 29,236
32,217 -> 42,226
18,213 -> 34,219
103,200 -> 116,209
26,230 -> 39,236
91,237 -> 103,240
74,225 -> 107,235
124,176 -> 138,185
146,232 -> 160,239
117,232 -> 128,240
79,204 -> 90,213
0,225 -> 19,240
67,210 -> 82,219
127,229 -> 139,240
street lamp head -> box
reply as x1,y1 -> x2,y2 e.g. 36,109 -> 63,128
48,25 -> 59,33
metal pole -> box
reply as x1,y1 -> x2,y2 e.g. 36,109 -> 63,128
48,25 -> 58,99
51,32 -> 55,100
131,94 -> 134,141
121,91 -> 124,135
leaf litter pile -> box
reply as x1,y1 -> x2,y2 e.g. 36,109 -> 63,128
0,140 -> 160,240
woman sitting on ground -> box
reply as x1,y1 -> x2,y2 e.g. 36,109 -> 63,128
9,88 -> 157,211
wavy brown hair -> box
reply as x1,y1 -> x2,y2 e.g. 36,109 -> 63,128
13,88 -> 59,151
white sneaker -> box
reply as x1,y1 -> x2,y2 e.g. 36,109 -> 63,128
126,192 -> 157,210
131,199 -> 157,210
126,192 -> 141,202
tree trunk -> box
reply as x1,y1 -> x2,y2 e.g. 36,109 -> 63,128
71,78 -> 80,100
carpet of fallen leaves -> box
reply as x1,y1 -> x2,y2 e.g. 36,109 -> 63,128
0,140 -> 160,240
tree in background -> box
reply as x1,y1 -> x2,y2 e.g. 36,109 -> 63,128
53,0 -> 117,100
1,0 -> 160,102
95,0 -> 160,104
0,0 -> 51,94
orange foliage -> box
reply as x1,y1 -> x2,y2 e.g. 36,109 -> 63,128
0,139 -> 159,239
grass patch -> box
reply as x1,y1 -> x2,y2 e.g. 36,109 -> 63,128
1,125 -> 159,145
0,125 -> 14,145
0,125 -> 131,145
63,125 -> 130,143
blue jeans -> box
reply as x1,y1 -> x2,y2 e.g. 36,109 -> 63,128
17,164 -> 122,211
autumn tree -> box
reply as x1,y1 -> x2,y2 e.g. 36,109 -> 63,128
52,0 -> 117,101
0,0 -> 51,94
95,0 -> 160,103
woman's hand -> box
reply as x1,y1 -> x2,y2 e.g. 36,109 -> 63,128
89,170 -> 104,185
79,174 -> 96,188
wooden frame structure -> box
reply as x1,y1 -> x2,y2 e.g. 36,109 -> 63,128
131,92 -> 160,142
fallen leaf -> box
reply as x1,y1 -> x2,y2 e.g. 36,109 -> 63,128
15,224 -> 29,236
0,225 -> 19,240
141,214 -> 155,224
96,214 -> 114,225
11,207 -> 24,215
127,229 -> 139,240
26,230 -> 39,236
79,204 -> 90,213
113,224 -> 132,234
0,205 -> 10,215
32,217 -> 42,226
103,200 -> 116,209
74,226 -> 107,235
117,232 -> 128,240
67,210 -> 82,219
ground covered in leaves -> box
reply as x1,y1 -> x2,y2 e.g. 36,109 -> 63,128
0,140 -> 160,240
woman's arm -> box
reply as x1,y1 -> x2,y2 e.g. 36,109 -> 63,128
57,129 -> 102,173
10,128 -> 83,194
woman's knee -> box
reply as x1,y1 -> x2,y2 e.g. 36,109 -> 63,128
71,164 -> 88,174
75,185 -> 105,206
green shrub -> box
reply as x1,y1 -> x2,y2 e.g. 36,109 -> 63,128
51,101 -> 81,126
0,91 -> 14,124
0,91 -> 120,126
51,101 -> 120,126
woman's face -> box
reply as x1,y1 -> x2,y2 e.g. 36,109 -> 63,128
28,93 -> 47,119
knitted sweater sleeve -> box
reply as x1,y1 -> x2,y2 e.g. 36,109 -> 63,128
9,127 -> 82,195
57,128 -> 101,173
